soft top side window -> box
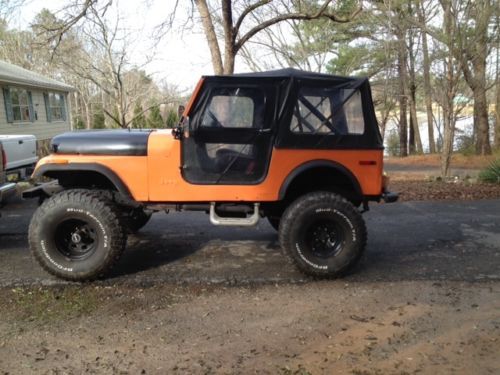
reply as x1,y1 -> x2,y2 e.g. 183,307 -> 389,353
200,87 -> 265,129
290,87 -> 365,135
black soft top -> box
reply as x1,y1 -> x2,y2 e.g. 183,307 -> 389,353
195,68 -> 382,150
205,68 -> 364,88
233,67 -> 360,82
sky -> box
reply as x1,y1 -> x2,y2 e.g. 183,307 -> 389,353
14,0 -> 229,93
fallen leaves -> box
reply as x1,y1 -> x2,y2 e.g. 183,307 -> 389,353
390,180 -> 500,202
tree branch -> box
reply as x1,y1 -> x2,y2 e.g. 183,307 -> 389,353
234,0 -> 271,35
234,0 -> 362,53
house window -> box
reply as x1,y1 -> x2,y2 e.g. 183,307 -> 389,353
10,88 -> 31,121
44,92 -> 66,121
2,87 -> 34,123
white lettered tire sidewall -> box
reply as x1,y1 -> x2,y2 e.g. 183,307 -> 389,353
279,192 -> 367,278
29,190 -> 126,281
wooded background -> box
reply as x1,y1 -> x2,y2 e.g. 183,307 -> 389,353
1,0 -> 499,176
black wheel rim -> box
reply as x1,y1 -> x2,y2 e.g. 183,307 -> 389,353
54,219 -> 98,260
305,219 -> 345,258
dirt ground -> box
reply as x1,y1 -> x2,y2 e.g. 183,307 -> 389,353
0,281 -> 499,374
1,155 -> 499,374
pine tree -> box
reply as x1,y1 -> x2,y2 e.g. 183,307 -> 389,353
147,105 -> 164,128
132,101 -> 146,129
165,108 -> 179,128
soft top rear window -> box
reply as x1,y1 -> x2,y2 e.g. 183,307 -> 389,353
290,86 -> 365,136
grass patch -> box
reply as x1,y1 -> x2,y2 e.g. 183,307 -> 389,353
4,286 -> 99,325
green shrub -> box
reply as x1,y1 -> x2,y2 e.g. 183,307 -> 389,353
93,111 -> 105,129
132,101 -> 147,129
73,116 -> 85,130
165,108 -> 179,128
478,159 -> 500,184
147,105 -> 164,128
385,129 -> 400,156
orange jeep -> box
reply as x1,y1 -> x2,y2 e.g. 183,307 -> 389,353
24,69 -> 397,281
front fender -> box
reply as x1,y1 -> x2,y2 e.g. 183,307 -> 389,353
32,160 -> 133,199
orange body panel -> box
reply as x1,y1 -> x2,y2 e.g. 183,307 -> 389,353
146,131 -> 383,202
36,130 -> 383,202
36,155 -> 150,201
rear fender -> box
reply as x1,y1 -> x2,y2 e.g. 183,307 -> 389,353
279,160 -> 363,201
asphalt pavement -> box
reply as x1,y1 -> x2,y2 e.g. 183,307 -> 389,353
0,197 -> 499,287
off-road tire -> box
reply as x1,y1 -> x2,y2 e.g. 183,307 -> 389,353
279,191 -> 367,278
123,208 -> 152,233
28,189 -> 127,281
84,190 -> 151,233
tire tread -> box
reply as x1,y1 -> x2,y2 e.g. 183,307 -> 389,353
28,189 -> 127,281
279,191 -> 367,278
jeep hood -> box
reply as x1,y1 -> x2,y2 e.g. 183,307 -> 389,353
51,130 -> 153,156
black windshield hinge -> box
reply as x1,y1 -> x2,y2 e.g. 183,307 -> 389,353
172,126 -> 182,140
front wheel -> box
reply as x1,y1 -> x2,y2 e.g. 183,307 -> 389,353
279,191 -> 367,278
28,189 -> 127,281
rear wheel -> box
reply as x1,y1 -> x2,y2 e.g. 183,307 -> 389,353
279,191 -> 366,278
28,189 -> 127,281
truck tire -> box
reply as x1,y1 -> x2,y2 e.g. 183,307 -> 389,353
124,208 -> 152,233
28,189 -> 127,281
279,191 -> 366,278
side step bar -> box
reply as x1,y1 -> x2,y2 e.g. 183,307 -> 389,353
210,202 -> 260,226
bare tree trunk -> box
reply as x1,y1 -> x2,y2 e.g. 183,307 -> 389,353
78,93 -> 91,130
441,110 -> 455,177
496,75 -> 500,149
406,1 -> 422,154
221,0 -> 236,75
398,95 -> 408,157
418,0 -> 436,153
397,25 -> 408,157
195,0 -> 224,75
454,0 -> 492,155
440,64 -> 456,178
472,86 -> 492,155
496,11 -> 500,149
83,98 -> 91,130
408,80 -> 423,154
101,90 -> 110,128
409,109 -> 415,153
440,0 -> 456,178
71,91 -> 78,129
223,52 -> 236,75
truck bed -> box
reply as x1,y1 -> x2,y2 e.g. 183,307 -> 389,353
0,135 -> 38,170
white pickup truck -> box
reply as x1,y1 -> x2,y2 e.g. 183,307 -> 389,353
0,135 -> 38,206
0,142 -> 16,205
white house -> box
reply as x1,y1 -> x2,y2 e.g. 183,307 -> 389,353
0,60 -> 73,151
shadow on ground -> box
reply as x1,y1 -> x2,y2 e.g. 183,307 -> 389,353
0,197 -> 499,286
